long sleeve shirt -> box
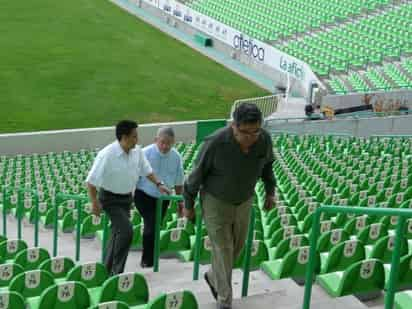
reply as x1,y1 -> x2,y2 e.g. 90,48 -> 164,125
183,126 -> 276,209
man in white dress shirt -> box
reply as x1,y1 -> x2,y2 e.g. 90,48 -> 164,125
86,120 -> 168,275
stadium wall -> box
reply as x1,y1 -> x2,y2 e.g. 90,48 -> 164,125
266,114 -> 412,137
0,122 -> 195,156
322,89 -> 412,111
0,119 -> 228,156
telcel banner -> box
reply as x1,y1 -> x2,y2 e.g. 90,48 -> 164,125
141,0 -> 323,94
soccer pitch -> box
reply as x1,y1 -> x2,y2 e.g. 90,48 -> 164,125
0,0 -> 266,134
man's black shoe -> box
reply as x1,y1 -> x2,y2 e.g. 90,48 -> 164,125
204,273 -> 217,300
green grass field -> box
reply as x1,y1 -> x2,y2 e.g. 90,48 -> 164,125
0,0 -> 266,134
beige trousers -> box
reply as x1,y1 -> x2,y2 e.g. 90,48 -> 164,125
202,192 -> 253,306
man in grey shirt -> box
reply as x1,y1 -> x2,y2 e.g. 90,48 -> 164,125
183,103 -> 276,309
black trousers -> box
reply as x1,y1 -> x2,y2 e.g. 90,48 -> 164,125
134,189 -> 169,266
99,189 -> 133,275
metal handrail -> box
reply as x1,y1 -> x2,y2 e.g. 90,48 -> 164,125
17,188 -> 40,246
192,199 -> 202,281
55,193 -> 88,260
231,95 -> 280,119
303,205 -> 412,309
153,195 -> 184,272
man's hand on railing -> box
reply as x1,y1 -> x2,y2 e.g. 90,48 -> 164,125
263,194 -> 276,211
177,200 -> 185,218
91,200 -> 102,217
158,184 -> 171,195
183,207 -> 195,222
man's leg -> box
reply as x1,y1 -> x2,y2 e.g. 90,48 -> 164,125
103,201 -> 133,275
233,198 -> 253,260
134,189 -> 157,266
103,226 -> 115,273
202,193 -> 235,307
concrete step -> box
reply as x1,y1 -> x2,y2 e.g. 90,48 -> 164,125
2,214 -> 384,309
201,282 -> 372,309
377,67 -> 400,88
339,75 -> 354,92
397,61 -> 412,80
358,70 -> 376,90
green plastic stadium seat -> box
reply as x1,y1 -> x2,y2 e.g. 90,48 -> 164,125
357,223 -> 389,249
369,235 -> 408,262
159,228 -> 191,255
14,248 -> 50,271
178,235 -> 212,264
0,240 -> 28,262
0,291 -> 26,309
317,259 -> 385,299
261,246 -> 320,283
80,214 -> 104,238
145,290 -> 198,309
39,257 -> 75,282
9,270 -> 55,309
321,239 -> 365,274
0,263 -> 24,289
97,272 -> 149,306
66,262 -> 108,304
317,229 -> 350,253
269,235 -> 309,261
234,240 -> 269,269
265,226 -> 299,249
37,281 -> 90,309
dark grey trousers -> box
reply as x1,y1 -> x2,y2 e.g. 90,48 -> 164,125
99,189 -> 133,275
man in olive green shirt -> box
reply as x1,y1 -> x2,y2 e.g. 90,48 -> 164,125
183,103 -> 276,309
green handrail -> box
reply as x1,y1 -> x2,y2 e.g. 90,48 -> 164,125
17,188 -> 39,247
2,186 -> 9,237
192,199 -> 202,281
153,195 -> 184,272
16,190 -> 23,240
241,206 -> 256,297
302,205 -> 412,309
101,214 -> 109,263
53,197 -> 58,257
55,193 -> 88,261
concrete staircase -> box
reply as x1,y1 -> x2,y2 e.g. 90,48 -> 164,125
1,213 -> 385,308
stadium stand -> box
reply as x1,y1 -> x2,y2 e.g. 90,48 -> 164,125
186,0 -> 412,94
2,133 -> 412,307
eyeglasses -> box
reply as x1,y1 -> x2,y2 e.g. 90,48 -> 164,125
236,127 -> 261,137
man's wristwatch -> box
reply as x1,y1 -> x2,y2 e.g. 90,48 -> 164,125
156,181 -> 164,188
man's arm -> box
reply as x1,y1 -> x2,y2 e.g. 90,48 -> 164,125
87,183 -> 102,216
261,161 -> 276,196
146,173 -> 171,195
183,140 -> 212,210
261,136 -> 276,211
85,151 -> 105,216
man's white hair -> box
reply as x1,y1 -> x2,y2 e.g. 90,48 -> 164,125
156,126 -> 175,139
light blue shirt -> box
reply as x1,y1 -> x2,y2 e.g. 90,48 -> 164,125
136,144 -> 184,198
